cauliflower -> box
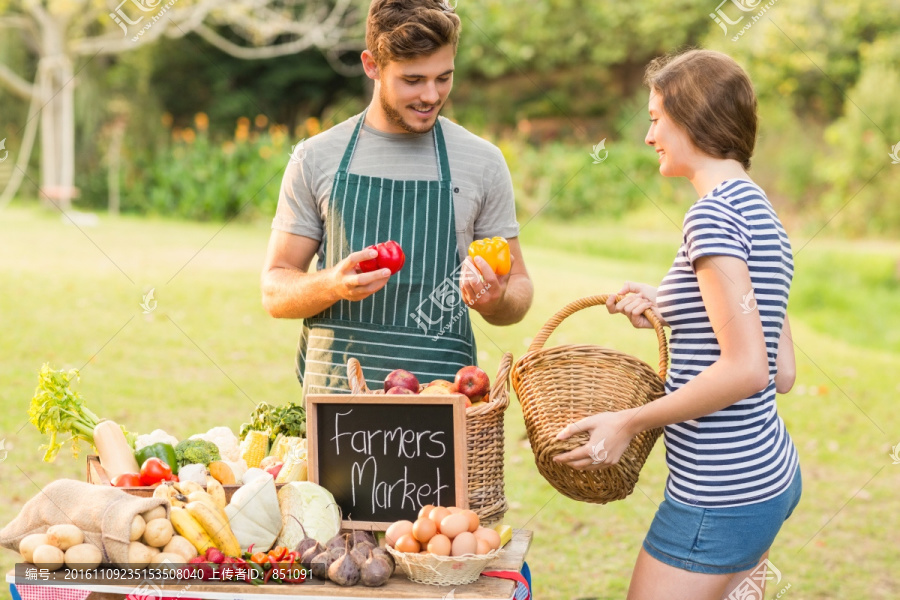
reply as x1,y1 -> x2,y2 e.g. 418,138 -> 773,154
189,427 -> 240,461
222,459 -> 248,482
134,429 -> 179,451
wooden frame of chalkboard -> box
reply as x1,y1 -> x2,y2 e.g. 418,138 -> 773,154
306,393 -> 469,531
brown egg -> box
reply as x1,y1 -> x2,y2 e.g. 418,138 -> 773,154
429,506 -> 451,527
462,509 -> 480,532
473,526 -> 501,551
418,504 -> 436,520
475,539 -> 492,555
412,517 -> 437,543
394,533 -> 421,554
427,534 -> 451,556
450,531 -> 477,557
440,513 -> 470,539
447,506 -> 462,514
385,520 -> 413,548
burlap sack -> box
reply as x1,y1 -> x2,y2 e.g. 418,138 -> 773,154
0,479 -> 167,567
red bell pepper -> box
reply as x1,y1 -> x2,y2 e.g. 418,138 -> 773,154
357,240 -> 405,275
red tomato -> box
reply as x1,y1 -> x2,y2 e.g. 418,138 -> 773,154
357,240 -> 405,275
139,457 -> 172,486
111,473 -> 141,487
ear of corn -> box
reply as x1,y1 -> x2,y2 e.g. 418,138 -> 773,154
271,436 -> 305,461
275,457 -> 307,484
241,430 -> 269,469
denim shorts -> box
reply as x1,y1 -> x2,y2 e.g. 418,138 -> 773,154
643,467 -> 802,575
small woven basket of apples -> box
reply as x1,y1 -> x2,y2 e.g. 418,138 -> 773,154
384,505 -> 503,586
347,354 -> 512,526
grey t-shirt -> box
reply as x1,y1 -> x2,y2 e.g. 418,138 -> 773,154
272,112 -> 519,269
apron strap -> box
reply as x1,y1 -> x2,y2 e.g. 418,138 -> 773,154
336,108 -> 368,175
433,118 -> 452,184
338,108 -> 451,184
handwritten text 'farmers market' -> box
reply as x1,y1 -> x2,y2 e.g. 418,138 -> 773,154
331,410 -> 450,514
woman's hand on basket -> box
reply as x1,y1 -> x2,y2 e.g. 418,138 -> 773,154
553,411 -> 638,470
606,282 -> 667,329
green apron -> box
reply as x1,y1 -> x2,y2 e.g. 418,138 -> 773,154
298,112 -> 478,395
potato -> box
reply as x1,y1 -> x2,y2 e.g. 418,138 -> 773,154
128,542 -> 155,569
162,536 -> 198,561
32,545 -> 65,570
141,506 -> 167,523
19,534 -> 50,563
46,524 -> 84,551
130,515 -> 146,542
142,518 -> 174,548
64,544 -> 102,569
151,552 -> 186,571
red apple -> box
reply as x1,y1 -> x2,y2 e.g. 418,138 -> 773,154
453,366 -> 490,402
386,386 -> 416,395
384,369 -> 420,393
421,384 -> 454,395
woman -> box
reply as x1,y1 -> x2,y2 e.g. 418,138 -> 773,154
554,49 -> 801,600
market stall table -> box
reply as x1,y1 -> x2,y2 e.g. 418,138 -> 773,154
8,530 -> 531,600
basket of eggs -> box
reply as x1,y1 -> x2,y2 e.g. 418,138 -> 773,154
384,504 -> 503,586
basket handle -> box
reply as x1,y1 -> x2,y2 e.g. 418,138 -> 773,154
527,294 -> 669,380
347,357 -> 370,394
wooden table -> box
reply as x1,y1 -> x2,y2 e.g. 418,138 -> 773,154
7,530 -> 531,600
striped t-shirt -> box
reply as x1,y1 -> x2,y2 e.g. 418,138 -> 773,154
655,179 -> 799,508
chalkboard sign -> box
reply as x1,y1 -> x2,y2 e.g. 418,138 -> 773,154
306,394 -> 468,529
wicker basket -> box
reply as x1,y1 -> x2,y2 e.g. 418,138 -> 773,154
511,295 -> 669,504
386,546 -> 500,586
347,354 -> 511,526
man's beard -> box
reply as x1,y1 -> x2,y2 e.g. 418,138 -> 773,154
379,86 -> 441,134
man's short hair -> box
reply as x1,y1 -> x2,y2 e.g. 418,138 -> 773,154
366,0 -> 462,66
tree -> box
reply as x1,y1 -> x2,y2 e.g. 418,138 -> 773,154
0,0 -> 362,210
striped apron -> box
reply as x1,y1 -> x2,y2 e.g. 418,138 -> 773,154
297,112 -> 478,395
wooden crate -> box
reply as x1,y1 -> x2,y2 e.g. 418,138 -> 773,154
86,455 -> 283,500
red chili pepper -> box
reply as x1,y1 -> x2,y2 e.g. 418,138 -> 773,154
356,240 -> 405,275
268,547 -> 287,561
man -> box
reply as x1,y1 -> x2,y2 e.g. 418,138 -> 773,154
261,0 -> 533,395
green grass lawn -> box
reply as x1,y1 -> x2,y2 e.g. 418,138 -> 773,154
1,203 -> 899,599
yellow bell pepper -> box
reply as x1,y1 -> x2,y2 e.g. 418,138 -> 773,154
468,236 -> 511,276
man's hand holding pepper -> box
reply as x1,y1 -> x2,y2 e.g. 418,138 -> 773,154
330,248 -> 392,302
460,236 -> 532,325
460,255 -> 509,316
